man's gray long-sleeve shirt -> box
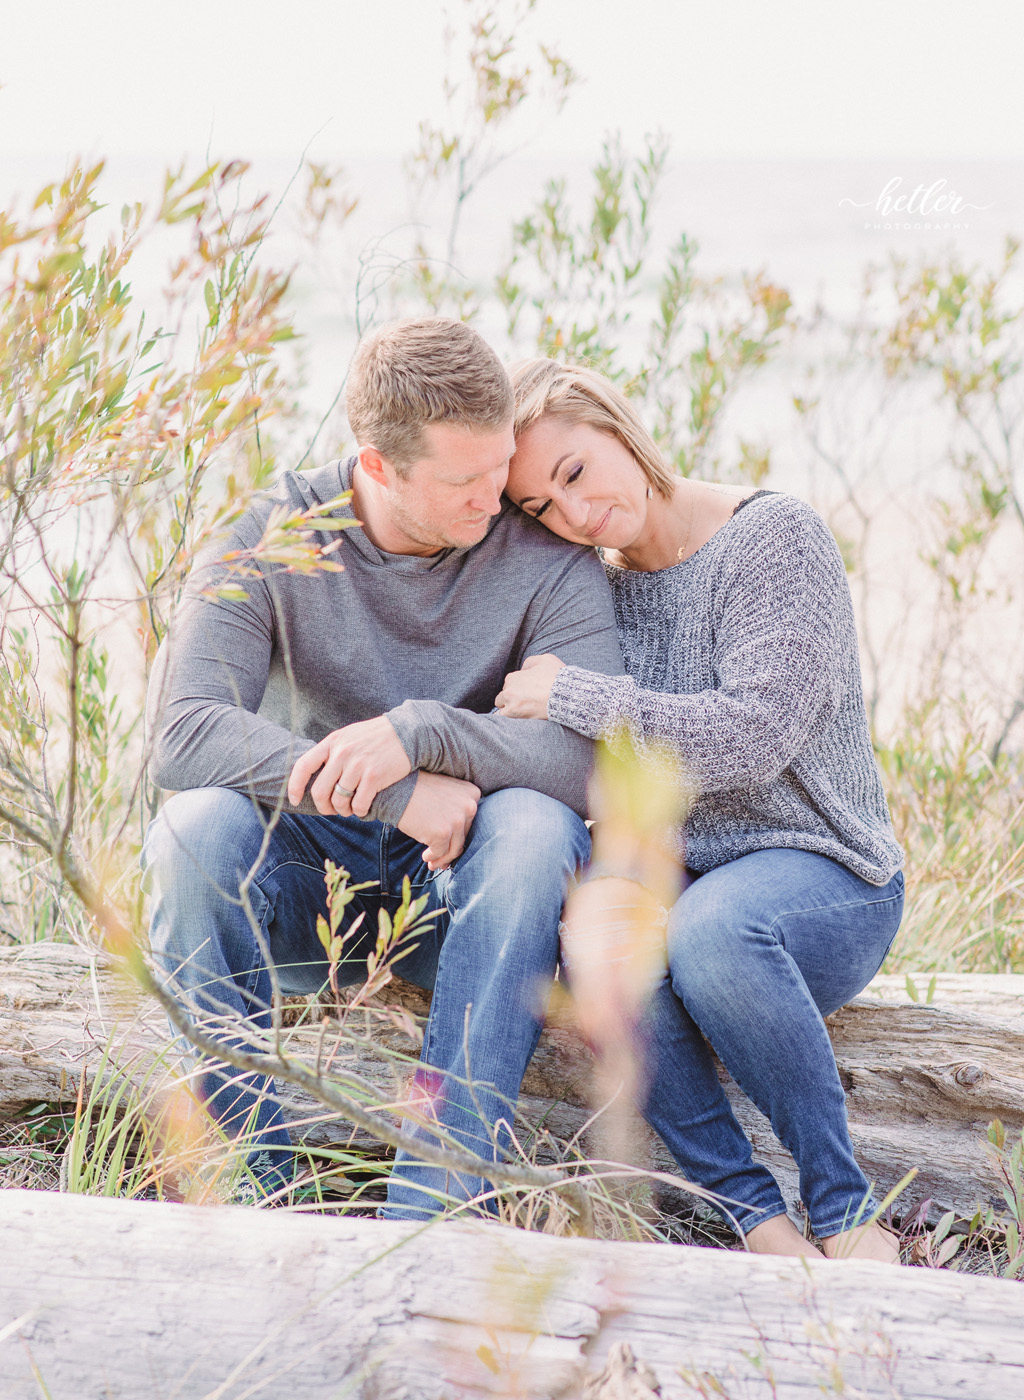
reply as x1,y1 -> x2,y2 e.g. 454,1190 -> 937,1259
147,457 -> 624,823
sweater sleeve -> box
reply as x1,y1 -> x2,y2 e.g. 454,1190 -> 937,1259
546,504 -> 846,794
147,541 -> 417,824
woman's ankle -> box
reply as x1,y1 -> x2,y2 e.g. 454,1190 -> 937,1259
744,1214 -> 823,1260
818,1221 -> 902,1263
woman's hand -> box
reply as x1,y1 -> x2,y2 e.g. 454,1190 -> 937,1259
495,653 -> 566,719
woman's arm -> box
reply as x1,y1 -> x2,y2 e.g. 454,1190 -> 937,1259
501,503 -> 850,795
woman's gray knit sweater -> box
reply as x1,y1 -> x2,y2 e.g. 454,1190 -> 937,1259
547,491 -> 904,886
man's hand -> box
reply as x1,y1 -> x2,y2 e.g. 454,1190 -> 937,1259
397,772 -> 481,871
287,715 -> 412,817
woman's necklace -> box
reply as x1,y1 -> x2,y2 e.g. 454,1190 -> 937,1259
612,480 -> 698,571
676,480 -> 697,563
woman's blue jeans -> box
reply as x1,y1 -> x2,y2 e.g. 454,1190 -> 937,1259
641,848 -> 904,1238
141,785 -> 589,1219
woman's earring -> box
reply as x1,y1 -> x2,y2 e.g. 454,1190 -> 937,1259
646,485 -> 653,499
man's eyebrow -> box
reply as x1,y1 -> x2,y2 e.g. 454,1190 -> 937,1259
517,453 -> 574,507
443,456 -> 514,484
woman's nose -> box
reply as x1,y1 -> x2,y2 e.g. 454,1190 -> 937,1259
560,496 -> 589,530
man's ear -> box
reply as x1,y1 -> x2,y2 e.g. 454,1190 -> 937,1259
357,444 -> 389,486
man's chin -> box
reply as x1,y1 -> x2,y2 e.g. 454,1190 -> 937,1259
448,519 -> 493,547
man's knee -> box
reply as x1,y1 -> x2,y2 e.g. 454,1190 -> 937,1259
469,788 -> 590,873
142,788 -> 265,890
142,788 -> 271,974
441,791 -> 589,943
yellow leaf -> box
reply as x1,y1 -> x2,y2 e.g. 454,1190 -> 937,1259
315,913 -> 331,954
475,1345 -> 500,1375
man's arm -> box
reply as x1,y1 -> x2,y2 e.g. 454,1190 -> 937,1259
384,547 -> 624,818
147,542 -> 417,823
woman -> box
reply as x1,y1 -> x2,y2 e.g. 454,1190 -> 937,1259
494,359 -> 905,1263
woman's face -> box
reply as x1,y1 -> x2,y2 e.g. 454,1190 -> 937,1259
507,416 -> 650,549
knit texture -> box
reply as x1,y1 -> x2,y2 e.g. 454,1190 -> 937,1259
547,492 -> 903,885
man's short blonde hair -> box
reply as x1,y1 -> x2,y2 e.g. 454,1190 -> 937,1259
346,318 -> 513,475
511,359 -> 677,498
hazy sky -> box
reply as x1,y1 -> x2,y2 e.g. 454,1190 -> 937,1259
3,0 -> 1023,164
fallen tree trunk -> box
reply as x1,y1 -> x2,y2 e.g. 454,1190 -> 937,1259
2,942 -> 1023,1220
1,1189 -> 1021,1400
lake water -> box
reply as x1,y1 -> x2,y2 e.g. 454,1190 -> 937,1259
5,152 -> 1021,377
3,152 -> 1023,737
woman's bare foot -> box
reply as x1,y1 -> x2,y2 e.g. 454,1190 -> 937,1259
819,1221 -> 902,1264
744,1215 -> 823,1260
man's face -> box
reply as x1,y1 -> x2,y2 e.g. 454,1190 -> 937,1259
380,420 -> 517,553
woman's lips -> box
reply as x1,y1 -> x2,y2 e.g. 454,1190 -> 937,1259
586,508 -> 612,539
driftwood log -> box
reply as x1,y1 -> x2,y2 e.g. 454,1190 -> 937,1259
2,942 -> 1023,1220
2,1189 -> 1023,1399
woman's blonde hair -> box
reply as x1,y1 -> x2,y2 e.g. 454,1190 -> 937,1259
510,359 -> 676,498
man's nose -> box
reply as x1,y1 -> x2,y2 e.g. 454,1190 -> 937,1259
472,475 -> 504,516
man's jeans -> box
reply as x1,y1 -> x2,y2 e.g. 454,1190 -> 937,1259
641,848 -> 904,1238
141,785 -> 589,1218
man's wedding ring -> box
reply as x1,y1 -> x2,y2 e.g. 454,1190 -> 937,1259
333,783 -> 355,799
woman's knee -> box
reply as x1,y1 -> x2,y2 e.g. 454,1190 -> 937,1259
664,875 -> 764,1002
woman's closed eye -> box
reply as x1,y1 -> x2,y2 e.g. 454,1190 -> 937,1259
521,460 -> 585,520
538,462 -> 584,517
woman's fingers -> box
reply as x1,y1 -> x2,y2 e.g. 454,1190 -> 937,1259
495,670 -> 534,717
494,654 -> 565,720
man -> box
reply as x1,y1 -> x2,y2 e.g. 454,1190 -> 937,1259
143,317 -> 623,1218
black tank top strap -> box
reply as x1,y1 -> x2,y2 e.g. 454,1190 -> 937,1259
731,488 -> 779,517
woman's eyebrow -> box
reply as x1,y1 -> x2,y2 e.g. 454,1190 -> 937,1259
517,452 -> 574,507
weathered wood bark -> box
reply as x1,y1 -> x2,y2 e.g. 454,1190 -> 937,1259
2,943 -> 1023,1220
1,1189 -> 1022,1399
